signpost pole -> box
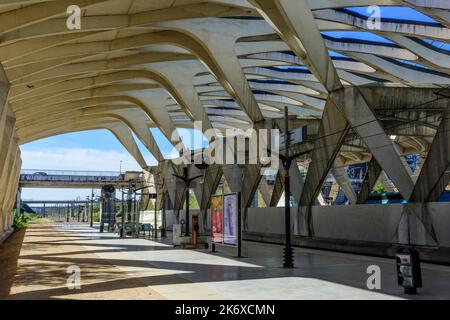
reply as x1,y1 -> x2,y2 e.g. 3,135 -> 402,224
237,192 -> 242,258
90,189 -> 94,228
154,194 -> 158,238
185,183 -> 190,237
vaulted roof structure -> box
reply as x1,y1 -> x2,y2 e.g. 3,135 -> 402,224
1,1 -> 450,236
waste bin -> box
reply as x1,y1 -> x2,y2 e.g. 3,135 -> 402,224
396,247 -> 422,294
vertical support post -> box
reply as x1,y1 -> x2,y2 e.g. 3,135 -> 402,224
154,194 -> 158,238
162,196 -> 166,238
83,201 -> 87,222
120,188 -> 125,238
99,198 -> 104,233
237,192 -> 242,258
185,185 -> 190,237
134,194 -> 139,238
90,189 -> 94,228
15,187 -> 21,216
127,182 -> 132,235
283,106 -> 294,268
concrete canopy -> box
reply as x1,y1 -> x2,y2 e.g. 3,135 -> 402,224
1,0 -> 450,239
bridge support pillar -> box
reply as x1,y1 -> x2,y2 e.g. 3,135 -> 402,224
16,187 -> 21,216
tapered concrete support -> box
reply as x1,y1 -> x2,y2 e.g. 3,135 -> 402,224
328,176 -> 340,205
198,164 -> 222,233
270,163 -> 305,207
110,110 -> 164,162
410,108 -> 450,203
270,170 -> 284,207
331,87 -> 415,200
299,100 -> 350,207
1,142 -> 20,233
242,164 -> 263,210
3,152 -> 21,232
222,165 -> 242,194
164,164 -> 186,213
0,77 -> 13,181
132,90 -> 181,141
143,61 -> 214,130
104,123 -> 147,170
332,157 -> 357,204
378,172 -> 396,193
257,178 -> 272,207
139,170 -> 156,211
0,65 -> 20,236
298,100 -> 349,236
357,158 -> 383,204
149,162 -> 168,211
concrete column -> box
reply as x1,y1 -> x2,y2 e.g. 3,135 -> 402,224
409,107 -> 450,203
105,123 -> 147,169
396,107 -> 450,247
197,164 -> 222,233
2,150 -> 20,232
331,87 -> 414,200
270,163 -> 305,207
297,100 -> 350,236
331,157 -> 357,204
242,164 -> 263,210
0,137 -> 17,229
357,158 -> 383,204
270,170 -> 284,207
16,187 -> 21,216
299,99 -> 350,207
328,176 -> 340,205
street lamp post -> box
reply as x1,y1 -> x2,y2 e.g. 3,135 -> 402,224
278,106 -> 308,268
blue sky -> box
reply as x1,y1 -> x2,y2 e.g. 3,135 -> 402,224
21,128 -> 206,200
345,6 -> 438,23
21,5 -> 440,201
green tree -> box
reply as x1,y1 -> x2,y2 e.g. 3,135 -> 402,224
374,183 -> 385,194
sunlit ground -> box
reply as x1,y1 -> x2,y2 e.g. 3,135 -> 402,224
2,221 -> 449,300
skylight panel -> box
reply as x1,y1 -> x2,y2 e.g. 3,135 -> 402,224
344,6 -> 438,24
421,39 -> 450,52
321,31 -> 394,44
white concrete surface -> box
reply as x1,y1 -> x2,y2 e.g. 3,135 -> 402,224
54,223 -> 450,300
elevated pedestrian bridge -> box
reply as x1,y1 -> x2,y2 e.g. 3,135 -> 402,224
19,169 -> 134,189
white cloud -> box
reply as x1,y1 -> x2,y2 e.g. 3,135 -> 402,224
20,147 -> 155,201
21,188 -> 99,202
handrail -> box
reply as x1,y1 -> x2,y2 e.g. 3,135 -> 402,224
20,169 -> 122,177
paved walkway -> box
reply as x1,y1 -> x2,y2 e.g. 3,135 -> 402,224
1,221 -> 450,300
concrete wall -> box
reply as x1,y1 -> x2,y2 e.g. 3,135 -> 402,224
245,204 -> 450,247
165,209 -> 203,232
165,203 -> 450,263
427,202 -> 450,247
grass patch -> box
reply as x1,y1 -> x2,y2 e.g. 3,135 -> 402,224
13,211 -> 41,230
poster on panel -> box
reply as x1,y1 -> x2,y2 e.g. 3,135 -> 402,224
223,193 -> 238,246
211,195 -> 223,243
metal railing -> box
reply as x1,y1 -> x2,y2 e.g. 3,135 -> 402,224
19,169 -> 126,184
21,169 -> 122,177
